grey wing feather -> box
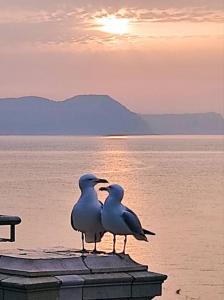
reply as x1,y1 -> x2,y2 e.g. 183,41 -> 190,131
71,213 -> 77,231
99,201 -> 106,237
122,209 -> 144,235
125,206 -> 139,219
125,206 -> 155,236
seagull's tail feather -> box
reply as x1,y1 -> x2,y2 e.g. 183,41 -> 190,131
134,233 -> 148,242
85,231 -> 105,243
143,228 -> 156,236
133,229 -> 155,241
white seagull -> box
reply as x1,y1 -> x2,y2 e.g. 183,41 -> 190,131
100,184 -> 155,254
71,174 -> 108,253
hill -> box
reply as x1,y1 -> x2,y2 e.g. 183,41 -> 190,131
0,95 -> 223,135
142,112 -> 224,135
0,95 -> 148,135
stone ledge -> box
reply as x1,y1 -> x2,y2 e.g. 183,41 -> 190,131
0,248 -> 147,277
81,272 -> 133,285
56,275 -> 85,287
128,271 -> 167,282
0,255 -> 89,277
0,248 -> 167,300
83,254 -> 147,274
1,276 -> 60,290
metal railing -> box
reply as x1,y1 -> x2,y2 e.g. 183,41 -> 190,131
0,215 -> 21,242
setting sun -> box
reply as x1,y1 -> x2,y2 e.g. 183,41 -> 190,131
96,15 -> 129,35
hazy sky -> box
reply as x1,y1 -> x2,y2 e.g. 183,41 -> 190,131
0,0 -> 223,114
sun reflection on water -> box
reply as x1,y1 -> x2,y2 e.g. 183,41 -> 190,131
91,137 -> 154,255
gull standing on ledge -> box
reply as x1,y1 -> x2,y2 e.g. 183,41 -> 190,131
71,174 -> 108,253
100,184 -> 155,254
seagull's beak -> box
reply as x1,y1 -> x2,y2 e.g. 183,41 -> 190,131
95,178 -> 108,184
99,186 -> 109,192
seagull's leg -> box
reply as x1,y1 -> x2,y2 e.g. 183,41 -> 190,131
122,235 -> 127,254
93,234 -> 97,252
92,234 -> 106,254
82,232 -> 85,251
81,232 -> 88,253
112,235 -> 123,258
73,232 -> 88,254
113,234 -> 116,253
109,235 -> 122,257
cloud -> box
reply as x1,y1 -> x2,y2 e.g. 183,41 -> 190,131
0,8 -> 89,24
0,1 -> 222,115
95,7 -> 224,23
0,0 -> 223,10
0,3 -> 223,49
1,5 -> 223,25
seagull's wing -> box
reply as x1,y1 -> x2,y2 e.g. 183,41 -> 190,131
98,200 -> 107,239
124,206 -> 139,219
71,213 -> 77,231
122,208 -> 147,241
85,200 -> 106,243
125,206 -> 155,236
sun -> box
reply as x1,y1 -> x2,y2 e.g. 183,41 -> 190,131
96,15 -> 129,35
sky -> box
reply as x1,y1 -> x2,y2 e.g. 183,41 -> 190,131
0,0 -> 223,114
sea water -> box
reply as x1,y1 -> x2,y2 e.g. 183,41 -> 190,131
0,135 -> 223,299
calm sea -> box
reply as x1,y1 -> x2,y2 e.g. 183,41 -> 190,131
0,135 -> 223,299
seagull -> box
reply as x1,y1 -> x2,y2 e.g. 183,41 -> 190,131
100,184 -> 155,254
71,174 -> 108,253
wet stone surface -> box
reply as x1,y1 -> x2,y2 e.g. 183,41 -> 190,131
0,247 -> 167,300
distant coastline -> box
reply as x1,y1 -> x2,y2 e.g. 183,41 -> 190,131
0,95 -> 223,135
